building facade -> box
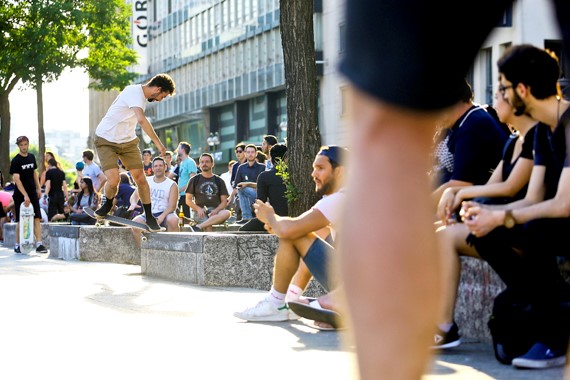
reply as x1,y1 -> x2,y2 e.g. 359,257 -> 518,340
89,0 -> 567,171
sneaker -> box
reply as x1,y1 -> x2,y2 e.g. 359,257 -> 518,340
236,219 -> 250,224
36,244 -> 48,253
14,246 -> 21,254
145,216 -> 163,232
431,322 -> 461,349
94,201 -> 113,217
233,298 -> 292,322
192,225 -> 202,232
512,343 -> 567,369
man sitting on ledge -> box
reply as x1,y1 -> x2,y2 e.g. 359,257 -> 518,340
233,145 -> 348,322
185,153 -> 231,232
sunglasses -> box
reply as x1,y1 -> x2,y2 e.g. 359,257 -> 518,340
235,150 -> 244,153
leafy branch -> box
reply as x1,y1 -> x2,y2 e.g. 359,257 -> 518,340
274,158 -> 299,204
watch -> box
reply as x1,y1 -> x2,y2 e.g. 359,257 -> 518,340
503,209 -> 516,229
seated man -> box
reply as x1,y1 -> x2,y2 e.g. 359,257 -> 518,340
233,145 -> 348,322
229,144 -> 265,224
239,143 -> 289,232
129,157 -> 179,246
184,153 -> 231,232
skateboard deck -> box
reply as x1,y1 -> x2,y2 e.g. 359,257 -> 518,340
19,203 -> 35,254
84,207 -> 152,233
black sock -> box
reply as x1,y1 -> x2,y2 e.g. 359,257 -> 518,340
104,197 -> 114,205
143,203 -> 153,218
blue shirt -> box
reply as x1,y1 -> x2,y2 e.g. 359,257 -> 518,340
178,157 -> 197,195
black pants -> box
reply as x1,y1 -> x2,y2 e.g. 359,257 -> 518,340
470,218 -> 570,350
48,191 -> 65,221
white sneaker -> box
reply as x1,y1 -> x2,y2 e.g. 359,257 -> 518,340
234,298 -> 291,322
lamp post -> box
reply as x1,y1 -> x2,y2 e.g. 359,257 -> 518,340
279,120 -> 287,144
207,132 -> 220,151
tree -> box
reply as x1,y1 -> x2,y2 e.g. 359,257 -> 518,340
279,0 -> 322,216
0,0 -> 138,181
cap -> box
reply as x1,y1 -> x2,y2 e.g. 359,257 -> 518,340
15,136 -> 29,144
317,145 -> 349,166
75,161 -> 85,171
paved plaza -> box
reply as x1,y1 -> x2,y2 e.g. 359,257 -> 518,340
0,243 -> 566,380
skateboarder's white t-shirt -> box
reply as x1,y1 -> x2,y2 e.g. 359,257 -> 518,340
311,188 -> 345,241
147,176 -> 178,215
96,85 -> 147,143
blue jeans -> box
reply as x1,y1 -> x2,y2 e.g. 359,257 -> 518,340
238,187 -> 256,219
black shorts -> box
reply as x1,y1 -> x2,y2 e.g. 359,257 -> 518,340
339,0 -> 511,110
13,191 -> 41,222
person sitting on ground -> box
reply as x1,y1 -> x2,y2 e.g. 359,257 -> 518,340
142,148 -> 154,176
239,143 -> 289,232
233,145 -> 348,322
50,201 -> 72,223
113,172 -> 138,218
261,134 -> 278,170
71,161 -> 84,195
130,157 -> 179,246
0,189 -> 14,242
220,160 -> 236,197
184,153 -> 231,232
432,84 -> 539,350
69,176 -> 99,225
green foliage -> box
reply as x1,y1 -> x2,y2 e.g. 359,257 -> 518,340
274,158 -> 299,204
9,144 -> 78,187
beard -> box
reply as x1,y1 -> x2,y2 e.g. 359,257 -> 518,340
315,177 -> 335,197
511,93 -> 528,117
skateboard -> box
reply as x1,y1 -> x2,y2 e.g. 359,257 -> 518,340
84,207 -> 162,241
19,202 -> 35,254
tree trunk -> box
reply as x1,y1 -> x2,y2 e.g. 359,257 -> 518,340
279,0 -> 321,216
0,92 -> 12,182
36,80 -> 46,175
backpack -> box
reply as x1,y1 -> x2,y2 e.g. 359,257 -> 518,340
487,289 -> 537,364
488,287 -> 570,365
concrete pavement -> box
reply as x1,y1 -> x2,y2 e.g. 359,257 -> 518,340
0,243 -> 566,380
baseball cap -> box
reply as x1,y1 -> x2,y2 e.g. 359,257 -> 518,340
15,136 -> 29,144
75,161 -> 85,171
317,145 -> 349,166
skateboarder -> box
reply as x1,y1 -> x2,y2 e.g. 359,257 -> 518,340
92,73 -> 176,232
9,136 -> 47,253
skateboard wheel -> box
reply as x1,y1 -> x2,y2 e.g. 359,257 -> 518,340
141,236 -> 147,242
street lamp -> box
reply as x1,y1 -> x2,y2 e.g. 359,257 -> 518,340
207,132 -> 220,151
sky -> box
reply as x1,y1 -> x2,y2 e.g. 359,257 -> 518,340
8,68 -> 90,145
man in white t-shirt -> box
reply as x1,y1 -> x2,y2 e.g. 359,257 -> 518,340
234,145 -> 348,322
129,157 -> 179,246
92,73 -> 176,232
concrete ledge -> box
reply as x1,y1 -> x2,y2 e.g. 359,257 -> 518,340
3,222 -> 51,248
48,224 -> 140,264
141,232 -> 326,297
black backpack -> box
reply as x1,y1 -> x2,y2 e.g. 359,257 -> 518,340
488,287 -> 570,365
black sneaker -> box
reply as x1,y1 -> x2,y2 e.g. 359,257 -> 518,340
512,343 -> 567,369
94,201 -> 113,217
145,216 -> 163,232
36,244 -> 48,253
14,246 -> 21,254
431,322 -> 461,349
192,225 -> 202,232
236,219 -> 250,224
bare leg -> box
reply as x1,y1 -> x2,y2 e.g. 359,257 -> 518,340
273,233 -> 319,293
339,89 -> 443,380
197,210 -> 231,231
103,168 -> 120,200
130,169 -> 150,203
435,223 -> 478,325
34,218 -> 42,242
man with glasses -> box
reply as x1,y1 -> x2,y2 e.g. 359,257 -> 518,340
338,1 -> 570,379
92,73 -> 176,232
234,145 -> 348,322
462,44 -> 570,369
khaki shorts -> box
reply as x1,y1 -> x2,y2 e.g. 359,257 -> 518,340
94,135 -> 143,172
